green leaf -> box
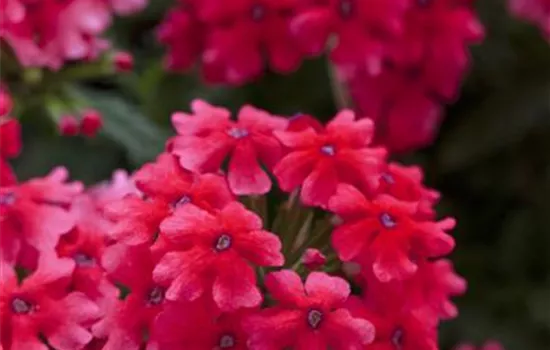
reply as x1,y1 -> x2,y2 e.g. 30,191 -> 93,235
74,87 -> 170,166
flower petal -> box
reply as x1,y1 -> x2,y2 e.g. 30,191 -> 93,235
228,141 -> 271,195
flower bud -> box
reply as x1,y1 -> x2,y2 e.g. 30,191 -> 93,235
114,51 -> 134,72
59,115 -> 79,136
80,109 -> 103,137
301,248 -> 326,270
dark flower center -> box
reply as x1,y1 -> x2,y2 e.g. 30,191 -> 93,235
392,328 -> 404,348
0,191 -> 15,206
320,144 -> 336,156
227,127 -> 249,139
174,195 -> 191,208
381,173 -> 395,185
147,286 -> 165,306
307,309 -> 323,329
219,334 -> 236,348
215,234 -> 232,252
379,213 -> 397,229
73,252 -> 95,267
11,297 -> 32,314
251,3 -> 266,22
338,0 -> 354,19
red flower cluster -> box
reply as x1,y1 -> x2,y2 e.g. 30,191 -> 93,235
0,90 -> 21,187
0,0 -> 147,69
349,0 -> 484,152
509,0 -> 550,41
1,101 -> 471,349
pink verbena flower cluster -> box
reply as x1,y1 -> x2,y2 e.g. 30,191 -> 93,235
157,0 -> 484,152
1,100 -> 468,349
0,0 -> 147,69
509,0 -> 550,41
348,0 -> 484,152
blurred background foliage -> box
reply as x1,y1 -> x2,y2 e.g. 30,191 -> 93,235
10,1 -> 550,349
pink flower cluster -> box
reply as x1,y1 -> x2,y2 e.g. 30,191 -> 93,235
0,88 -> 21,187
0,0 -> 147,69
509,0 -> 550,41
157,0 -> 484,152
1,100 -> 470,349
348,0 -> 484,152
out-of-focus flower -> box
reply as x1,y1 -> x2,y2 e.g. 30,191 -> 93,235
0,88 -> 13,117
0,0 -> 147,69
455,340 -> 505,350
0,117 -> 21,186
509,0 -> 550,41
349,0 -> 484,153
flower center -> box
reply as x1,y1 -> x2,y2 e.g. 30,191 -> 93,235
219,334 -> 236,348
251,3 -> 266,21
0,191 -> 15,206
338,0 -> 354,19
379,213 -> 397,229
174,195 -> 191,208
227,127 -> 249,139
147,286 -> 165,306
307,309 -> 323,329
215,234 -> 232,252
381,173 -> 395,185
320,144 -> 336,156
392,328 -> 404,348
11,297 -> 32,314
73,252 -> 95,267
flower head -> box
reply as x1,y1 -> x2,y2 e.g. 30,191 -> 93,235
171,100 -> 288,195
274,109 -> 386,208
154,202 -> 284,311
329,184 -> 455,281
246,270 -> 375,348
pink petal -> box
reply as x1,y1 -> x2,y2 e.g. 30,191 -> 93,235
219,202 -> 263,232
325,309 -> 375,347
304,272 -> 350,308
192,173 -> 234,210
228,141 -> 271,195
328,184 -> 370,219
172,134 -> 233,173
237,105 -> 288,132
273,128 -> 318,149
331,220 -> 373,262
46,323 -> 93,350
252,133 -> 285,170
264,270 -> 306,307
301,160 -> 338,208
212,257 -> 262,311
235,230 -> 284,266
273,150 -> 317,192
160,204 -> 218,245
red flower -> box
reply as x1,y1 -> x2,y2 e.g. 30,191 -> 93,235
153,202 -> 284,311
291,0 -> 409,77
345,296 -> 438,350
0,117 -> 22,186
56,195 -> 118,312
153,298 -> 251,350
377,162 -> 440,219
94,244 -> 166,350
200,0 -> 308,84
0,88 -> 13,117
0,167 -> 82,265
171,100 -> 288,195
246,270 -> 375,348
0,255 -> 100,350
273,110 -> 386,208
157,4 -> 204,72
509,0 -> 550,41
328,184 -> 455,281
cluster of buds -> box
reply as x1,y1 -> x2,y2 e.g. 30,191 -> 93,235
1,100 -> 471,349
59,109 -> 104,138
